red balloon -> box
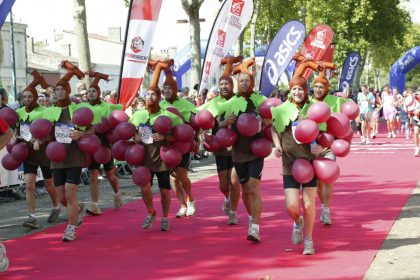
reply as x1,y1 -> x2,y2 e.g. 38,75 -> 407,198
341,126 -> 354,143
77,134 -> 101,154
73,107 -> 94,127
341,101 -> 360,120
125,144 -> 145,165
11,142 -> 29,161
109,110 -> 129,128
313,158 -> 340,184
160,146 -> 182,169
331,139 -> 350,157
111,140 -> 133,161
154,115 -> 173,134
251,138 -> 272,158
6,141 -> 17,153
83,154 -> 93,168
326,113 -> 350,138
172,140 -> 191,155
237,113 -> 259,137
173,124 -> 195,142
189,114 -> 200,132
30,119 -> 52,139
215,128 -> 238,148
263,125 -> 273,142
295,120 -> 319,144
116,122 -> 136,141
317,132 -> 334,148
46,141 -> 66,162
292,158 -> 315,184
307,101 -> 331,123
70,97 -> 81,104
190,139 -> 198,153
132,166 -> 151,186
2,153 -> 22,170
106,128 -> 119,144
195,110 -> 215,130
0,107 -> 18,126
203,135 -> 220,152
94,117 -> 110,134
94,146 -> 112,164
166,107 -> 185,122
259,98 -> 282,119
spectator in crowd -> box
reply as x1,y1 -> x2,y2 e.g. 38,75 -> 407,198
108,90 -> 117,104
206,87 -> 219,103
270,88 -> 280,99
137,97 -> 145,110
37,93 -> 47,106
80,90 -> 88,102
125,98 -> 140,117
0,88 -> 9,108
9,91 -> 23,110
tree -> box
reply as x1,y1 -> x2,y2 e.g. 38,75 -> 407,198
74,0 -> 92,85
181,0 -> 205,89
249,0 -> 260,58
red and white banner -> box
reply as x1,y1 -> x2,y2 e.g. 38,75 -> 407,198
295,24 -> 334,80
199,0 -> 253,93
118,0 -> 163,109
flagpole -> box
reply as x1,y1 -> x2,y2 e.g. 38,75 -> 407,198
9,9 -> 17,100
116,0 -> 134,103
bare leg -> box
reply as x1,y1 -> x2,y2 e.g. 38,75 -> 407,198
64,183 -> 79,225
302,187 -> 317,239
140,183 -> 155,215
24,173 -> 37,215
248,178 -> 262,224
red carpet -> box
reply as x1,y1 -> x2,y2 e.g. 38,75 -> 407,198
2,129 -> 419,280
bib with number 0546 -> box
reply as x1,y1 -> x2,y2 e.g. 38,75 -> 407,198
138,124 -> 153,144
55,123 -> 74,144
20,122 -> 32,142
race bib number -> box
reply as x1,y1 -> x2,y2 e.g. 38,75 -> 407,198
55,123 -> 74,144
20,122 -> 32,142
138,124 -> 153,144
291,121 -> 302,144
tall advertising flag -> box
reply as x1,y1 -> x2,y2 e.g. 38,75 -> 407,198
294,24 -> 334,80
199,0 -> 253,93
118,0 -> 163,109
0,0 -> 16,28
339,51 -> 361,92
259,21 -> 305,97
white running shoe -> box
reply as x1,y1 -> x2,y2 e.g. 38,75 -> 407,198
186,201 -> 196,216
62,226 -> 76,242
292,216 -> 304,245
303,238 -> 315,255
176,206 -> 187,218
247,225 -> 260,242
414,147 -> 420,157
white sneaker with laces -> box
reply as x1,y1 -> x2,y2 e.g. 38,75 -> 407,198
321,207 -> 332,225
176,206 -> 187,218
247,225 -> 260,242
292,216 -> 304,245
186,201 -> 196,216
414,147 -> 420,157
303,238 -> 315,255
62,226 -> 76,242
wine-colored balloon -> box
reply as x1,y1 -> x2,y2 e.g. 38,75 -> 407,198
317,132 -> 334,148
307,101 -> 331,123
30,119 -> 52,139
259,98 -> 282,119
166,107 -> 185,122
263,125 -> 273,142
326,113 -> 350,138
0,107 -> 18,126
77,134 -> 101,154
173,124 -> 195,142
341,101 -> 360,120
46,141 -> 66,162
313,158 -> 340,184
154,115 -> 173,134
93,146 -> 112,164
111,140 -> 133,161
11,142 -> 29,161
2,154 -> 21,170
292,158 -> 315,184
203,135 -> 220,152
125,144 -> 145,165
331,139 -> 350,157
160,146 -> 182,169
215,128 -> 238,148
116,122 -> 136,140
73,107 -> 94,127
109,110 -> 129,128
237,113 -> 259,137
195,110 -> 215,130
172,140 -> 191,155
189,114 -> 200,131
132,166 -> 151,187
94,117 -> 110,134
251,138 -> 272,158
294,120 -> 319,143
106,128 -> 119,144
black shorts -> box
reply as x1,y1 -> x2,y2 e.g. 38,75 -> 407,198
151,170 -> 171,190
176,152 -> 191,170
52,167 -> 82,187
233,158 -> 264,185
23,162 -> 52,179
215,155 -> 233,172
283,175 -> 317,189
359,113 -> 366,121
88,156 -> 115,171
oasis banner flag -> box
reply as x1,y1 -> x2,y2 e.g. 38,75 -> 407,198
199,0 -> 253,93
339,51 -> 361,92
0,0 -> 16,28
118,0 -> 163,109
294,24 -> 334,80
259,20 -> 305,97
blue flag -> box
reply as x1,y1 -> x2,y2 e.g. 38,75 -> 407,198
0,0 -> 16,28
339,51 -> 361,92
259,20 -> 305,97
389,46 -> 420,93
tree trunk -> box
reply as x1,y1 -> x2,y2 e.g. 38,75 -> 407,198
234,32 -> 245,57
74,0 -> 91,85
249,0 -> 260,58
181,0 -> 204,90
353,49 -> 367,95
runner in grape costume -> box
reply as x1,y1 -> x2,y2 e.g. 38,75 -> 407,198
159,60 -> 198,218
199,56 -> 242,225
129,61 -> 183,231
271,60 -> 319,255
16,70 -> 60,229
85,70 -> 123,216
